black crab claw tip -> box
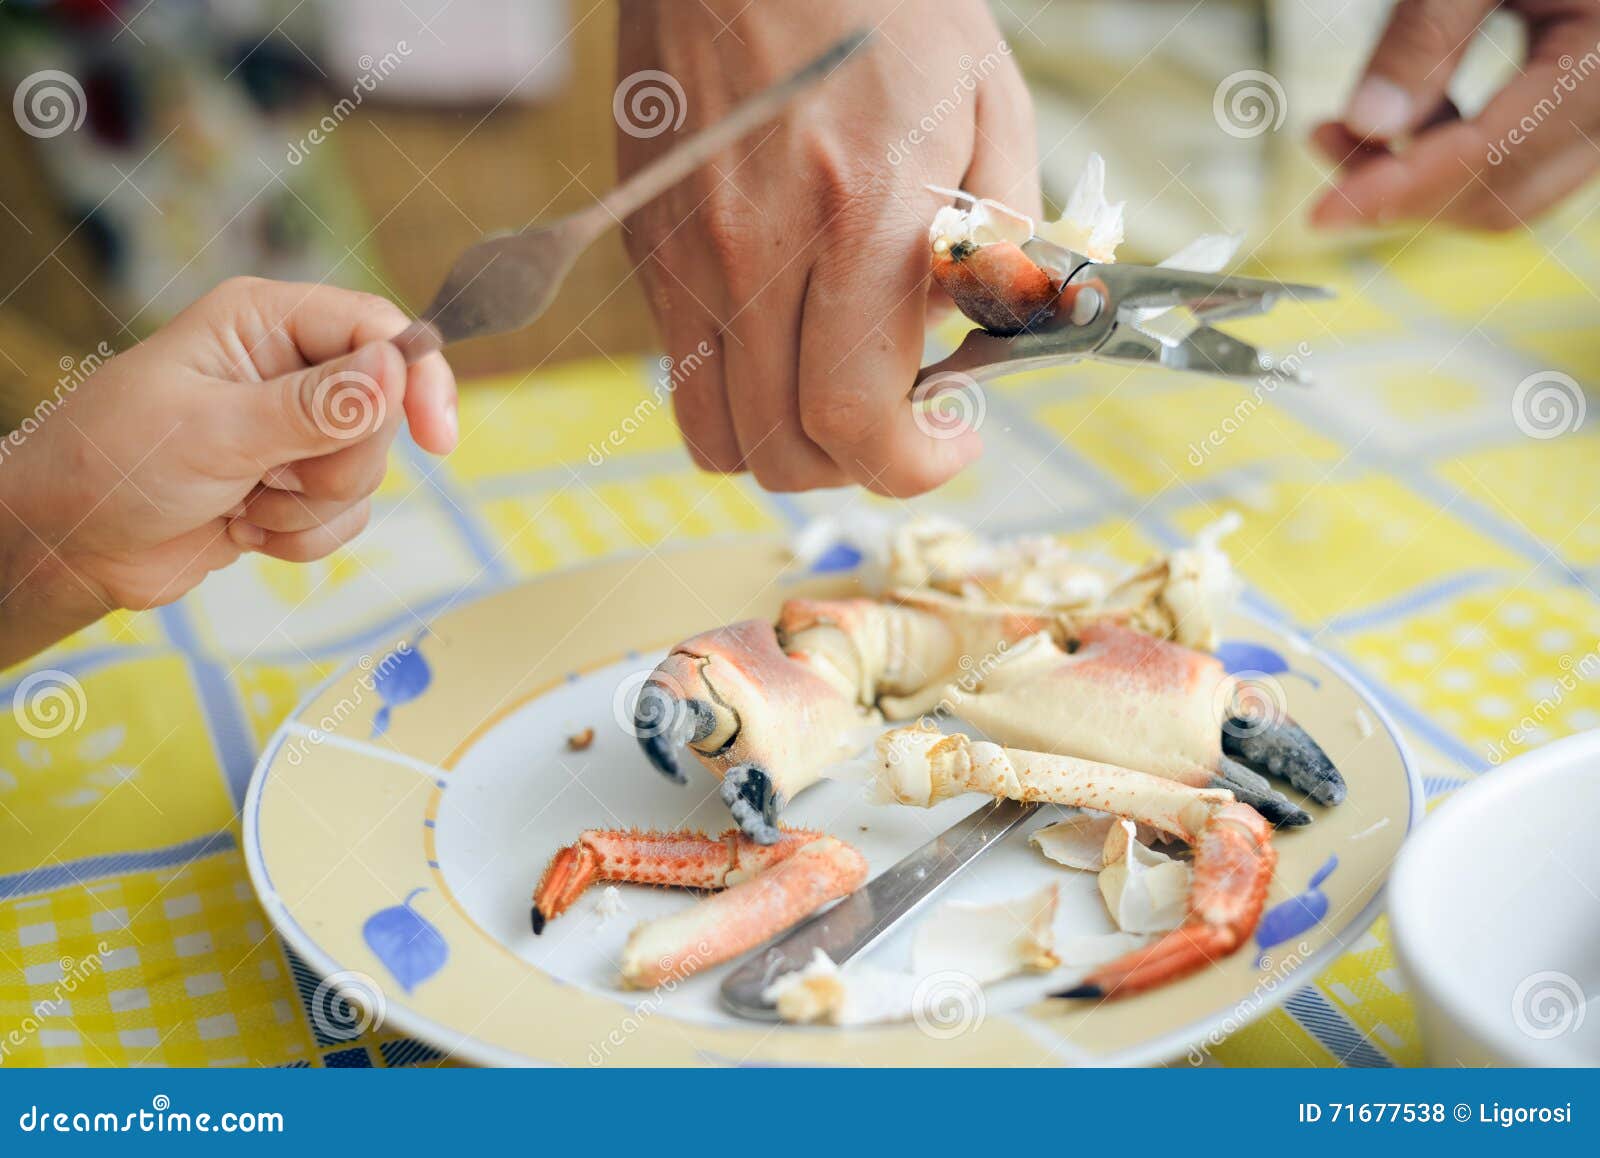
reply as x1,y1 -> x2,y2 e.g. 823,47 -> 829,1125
633,683 -> 715,785
1052,982 -> 1103,1000
720,764 -> 783,846
1221,716 -> 1347,807
1210,761 -> 1312,829
530,907 -> 546,936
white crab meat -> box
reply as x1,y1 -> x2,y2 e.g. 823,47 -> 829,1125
763,949 -> 922,1027
766,885 -> 1060,1027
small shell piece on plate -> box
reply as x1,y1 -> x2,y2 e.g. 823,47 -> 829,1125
1031,814 -> 1169,871
911,883 -> 1060,985
1031,814 -> 1120,870
1098,820 -> 1192,935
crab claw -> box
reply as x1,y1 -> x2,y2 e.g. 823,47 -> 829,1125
633,658 -> 720,785
719,764 -> 780,845
871,728 -> 1277,999
530,827 -> 822,935
1221,714 -> 1347,806
1054,802 -> 1275,1000
1210,757 -> 1312,828
634,621 -> 873,844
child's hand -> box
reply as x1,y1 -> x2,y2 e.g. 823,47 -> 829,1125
0,277 -> 456,664
1311,1 -> 1600,231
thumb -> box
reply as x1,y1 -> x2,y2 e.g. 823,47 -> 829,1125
257,340 -> 403,461
1343,0 -> 1495,140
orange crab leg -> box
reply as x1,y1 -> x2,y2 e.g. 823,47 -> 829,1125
530,827 -> 821,934
619,836 -> 868,989
1055,802 -> 1276,1000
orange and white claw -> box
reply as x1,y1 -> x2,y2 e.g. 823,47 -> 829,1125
619,836 -> 868,989
530,827 -> 821,935
1054,803 -> 1276,1001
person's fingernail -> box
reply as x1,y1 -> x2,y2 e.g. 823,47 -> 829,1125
228,520 -> 267,549
442,406 -> 458,452
1344,77 -> 1412,139
265,464 -> 302,492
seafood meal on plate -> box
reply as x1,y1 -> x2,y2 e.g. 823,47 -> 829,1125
529,512 -> 1349,1017
527,161 -> 1347,1024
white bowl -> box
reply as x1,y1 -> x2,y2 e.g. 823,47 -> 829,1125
1389,730 -> 1600,1065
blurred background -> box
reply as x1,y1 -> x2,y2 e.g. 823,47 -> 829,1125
0,0 -> 1536,429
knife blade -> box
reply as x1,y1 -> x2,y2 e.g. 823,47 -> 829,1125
719,797 -> 1040,1020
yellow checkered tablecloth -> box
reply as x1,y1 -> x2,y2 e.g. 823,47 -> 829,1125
4,216 -> 1600,1068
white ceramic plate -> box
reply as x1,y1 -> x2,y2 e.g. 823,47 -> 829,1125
244,539 -> 1420,1066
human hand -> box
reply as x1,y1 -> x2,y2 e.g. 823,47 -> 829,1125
1311,0 -> 1600,231
0,278 -> 456,663
617,0 -> 1038,496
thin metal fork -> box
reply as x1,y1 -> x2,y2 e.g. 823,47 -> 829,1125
392,29 -> 873,363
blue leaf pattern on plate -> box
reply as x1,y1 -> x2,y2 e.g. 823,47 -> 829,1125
370,635 -> 432,738
363,887 -> 448,994
809,543 -> 863,573
1215,640 -> 1320,689
1256,854 -> 1338,953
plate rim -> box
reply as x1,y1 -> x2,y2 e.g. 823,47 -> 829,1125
242,542 -> 1423,1068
